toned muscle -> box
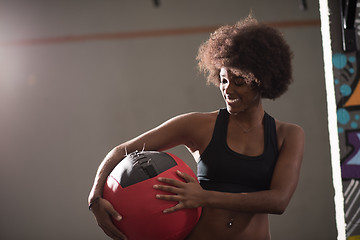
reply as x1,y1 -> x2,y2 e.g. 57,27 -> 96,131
180,111 -> 218,158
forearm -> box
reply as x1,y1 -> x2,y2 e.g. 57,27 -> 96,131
202,189 -> 288,215
88,145 -> 126,204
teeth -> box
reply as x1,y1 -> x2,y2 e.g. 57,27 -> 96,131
227,98 -> 240,103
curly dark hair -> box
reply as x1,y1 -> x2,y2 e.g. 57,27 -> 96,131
197,15 -> 293,99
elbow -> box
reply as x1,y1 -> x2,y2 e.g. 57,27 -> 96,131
271,197 -> 290,215
272,206 -> 286,215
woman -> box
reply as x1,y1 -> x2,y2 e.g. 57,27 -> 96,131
88,15 -> 304,240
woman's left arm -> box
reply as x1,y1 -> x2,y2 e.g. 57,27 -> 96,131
155,123 -> 304,214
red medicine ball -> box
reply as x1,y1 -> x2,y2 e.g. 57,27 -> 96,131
103,150 -> 201,240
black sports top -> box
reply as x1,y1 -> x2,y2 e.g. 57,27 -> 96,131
197,108 -> 279,193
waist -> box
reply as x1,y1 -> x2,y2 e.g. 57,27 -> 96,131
187,207 -> 270,240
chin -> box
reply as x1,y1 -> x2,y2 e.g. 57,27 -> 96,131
227,104 -> 249,115
226,106 -> 240,115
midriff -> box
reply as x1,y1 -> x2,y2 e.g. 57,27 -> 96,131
186,207 -> 271,240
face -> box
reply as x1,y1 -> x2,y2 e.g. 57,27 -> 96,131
219,67 -> 261,114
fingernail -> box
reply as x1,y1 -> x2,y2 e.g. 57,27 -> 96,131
158,177 -> 163,181
177,170 -> 182,174
116,215 -> 122,221
153,185 -> 158,189
156,194 -> 160,198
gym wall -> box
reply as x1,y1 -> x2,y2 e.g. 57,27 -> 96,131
0,0 -> 336,239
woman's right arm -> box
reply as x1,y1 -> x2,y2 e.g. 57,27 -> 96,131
88,112 -> 205,239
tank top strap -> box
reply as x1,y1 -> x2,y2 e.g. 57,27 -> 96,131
197,109 -> 280,193
211,108 -> 229,145
263,112 -> 279,157
208,109 -> 278,155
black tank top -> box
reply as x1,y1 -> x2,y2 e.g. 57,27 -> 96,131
197,108 -> 279,193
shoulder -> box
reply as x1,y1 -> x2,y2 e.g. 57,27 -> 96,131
275,120 -> 304,136
275,119 -> 304,151
166,110 -> 219,126
165,110 -> 219,152
130,110 -> 219,153
156,110 -> 219,139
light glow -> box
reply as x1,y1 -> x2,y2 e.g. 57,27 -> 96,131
319,0 -> 346,239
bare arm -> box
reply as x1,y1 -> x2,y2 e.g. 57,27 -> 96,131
156,123 -> 304,215
88,112 -> 203,239
88,113 -> 200,204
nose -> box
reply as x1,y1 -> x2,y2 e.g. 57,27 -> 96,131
222,81 -> 234,95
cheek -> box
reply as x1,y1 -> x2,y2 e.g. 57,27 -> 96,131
250,91 -> 261,101
219,84 -> 225,92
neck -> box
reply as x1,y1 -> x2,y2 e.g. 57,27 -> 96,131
231,100 -> 264,120
230,102 -> 265,131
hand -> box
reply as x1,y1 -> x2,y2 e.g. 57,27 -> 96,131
153,170 -> 205,213
90,197 -> 128,240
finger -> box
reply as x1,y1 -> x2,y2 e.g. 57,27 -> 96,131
176,170 -> 197,183
97,215 -> 126,240
109,208 -> 122,222
101,217 -> 128,240
153,184 -> 182,194
95,199 -> 126,239
163,203 -> 184,214
108,224 -> 127,240
102,226 -> 127,240
157,177 -> 184,187
103,199 -> 123,221
156,193 -> 181,202
101,227 -> 117,240
98,219 -> 126,239
102,227 -> 116,239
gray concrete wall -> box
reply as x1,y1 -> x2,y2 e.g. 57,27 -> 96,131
0,0 -> 336,239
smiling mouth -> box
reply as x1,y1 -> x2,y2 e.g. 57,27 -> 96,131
226,97 -> 240,104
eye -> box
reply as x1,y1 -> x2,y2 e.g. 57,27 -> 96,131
233,76 -> 246,86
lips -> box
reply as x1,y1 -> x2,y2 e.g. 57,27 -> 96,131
227,98 -> 240,103
225,95 -> 241,104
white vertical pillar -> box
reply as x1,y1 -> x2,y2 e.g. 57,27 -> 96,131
319,0 -> 346,239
